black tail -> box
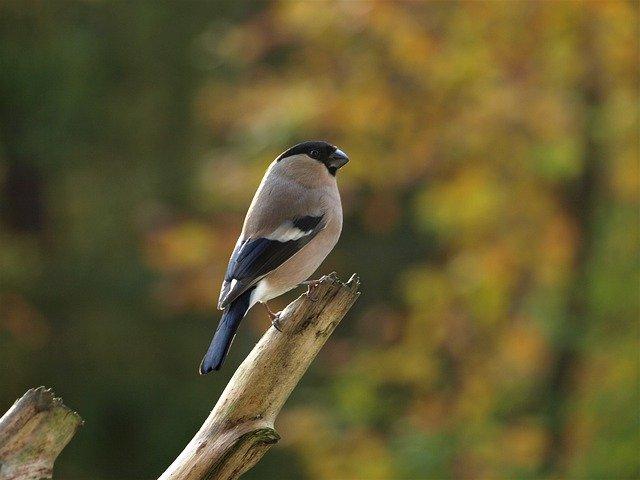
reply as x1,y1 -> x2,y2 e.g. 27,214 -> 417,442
199,288 -> 254,374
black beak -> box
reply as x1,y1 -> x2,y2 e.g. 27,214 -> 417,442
327,148 -> 349,170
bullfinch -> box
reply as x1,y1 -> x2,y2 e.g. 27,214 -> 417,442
199,141 -> 349,373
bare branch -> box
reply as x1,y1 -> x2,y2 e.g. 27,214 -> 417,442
0,387 -> 83,480
159,272 -> 361,480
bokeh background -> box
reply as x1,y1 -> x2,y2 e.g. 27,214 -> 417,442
1,1 -> 638,479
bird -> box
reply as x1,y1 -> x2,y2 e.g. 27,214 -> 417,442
199,141 -> 349,374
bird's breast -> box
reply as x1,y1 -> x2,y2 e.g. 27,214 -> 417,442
252,210 -> 342,304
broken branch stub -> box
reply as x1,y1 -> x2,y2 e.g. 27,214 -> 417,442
0,387 -> 83,480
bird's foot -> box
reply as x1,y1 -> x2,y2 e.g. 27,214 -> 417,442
300,278 -> 322,302
263,302 -> 283,332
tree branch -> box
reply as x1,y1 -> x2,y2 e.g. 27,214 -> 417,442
159,272 -> 361,480
0,387 -> 83,480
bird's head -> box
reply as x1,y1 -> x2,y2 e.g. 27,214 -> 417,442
276,141 -> 349,176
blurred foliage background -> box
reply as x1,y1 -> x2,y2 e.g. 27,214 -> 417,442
1,1 -> 638,479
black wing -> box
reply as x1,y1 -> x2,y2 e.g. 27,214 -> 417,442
218,215 -> 325,308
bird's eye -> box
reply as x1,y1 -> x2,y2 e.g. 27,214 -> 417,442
309,149 -> 320,159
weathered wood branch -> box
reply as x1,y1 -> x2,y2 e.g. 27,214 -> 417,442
0,387 -> 83,480
159,272 -> 361,480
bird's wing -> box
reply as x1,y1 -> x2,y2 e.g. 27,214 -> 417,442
218,214 -> 325,309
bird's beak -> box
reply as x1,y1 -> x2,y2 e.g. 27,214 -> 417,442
327,149 -> 349,169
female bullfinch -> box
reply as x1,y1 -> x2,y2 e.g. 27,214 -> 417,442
199,141 -> 349,373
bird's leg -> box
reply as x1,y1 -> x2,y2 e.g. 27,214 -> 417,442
299,278 -> 322,302
262,302 -> 283,332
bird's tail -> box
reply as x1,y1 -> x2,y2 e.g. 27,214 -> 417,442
199,288 -> 254,374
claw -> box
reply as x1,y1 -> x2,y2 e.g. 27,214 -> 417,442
271,314 -> 283,332
263,302 -> 283,331
300,278 -> 322,302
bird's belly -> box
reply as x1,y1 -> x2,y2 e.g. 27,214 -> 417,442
252,228 -> 339,305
